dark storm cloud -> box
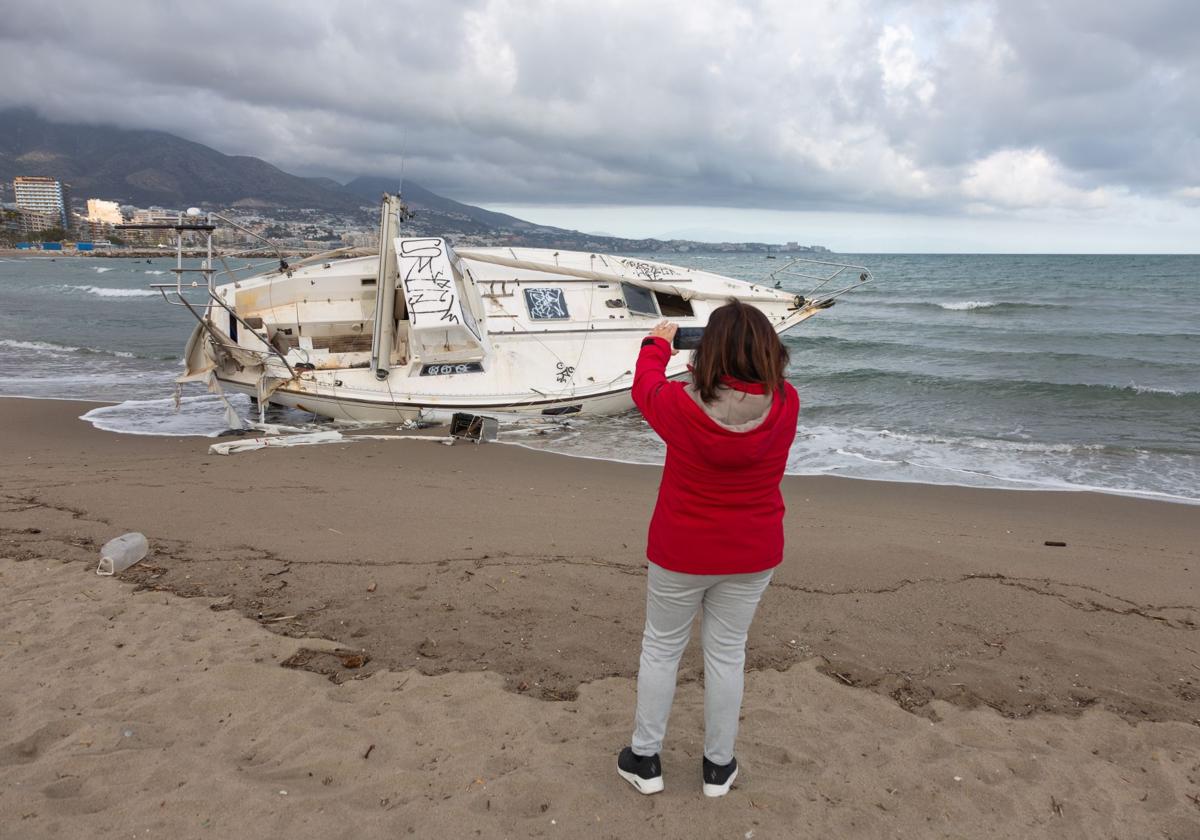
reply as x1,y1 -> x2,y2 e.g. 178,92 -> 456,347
969,0 -> 1200,190
1,1 -> 1197,214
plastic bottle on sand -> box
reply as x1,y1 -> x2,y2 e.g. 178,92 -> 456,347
97,533 -> 148,576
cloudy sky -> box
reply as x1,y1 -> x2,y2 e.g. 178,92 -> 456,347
3,1 -> 1198,251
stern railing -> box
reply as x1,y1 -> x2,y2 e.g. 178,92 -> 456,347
765,257 -> 875,309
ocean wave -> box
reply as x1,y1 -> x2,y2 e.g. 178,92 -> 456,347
788,425 -> 1200,504
1121,382 -> 1183,396
815,306 -> 1200,342
871,429 -> 1111,456
144,270 -> 166,275
506,419 -> 1200,505
784,334 -> 1191,371
802,426 -> 1126,458
910,300 -> 1068,313
0,338 -> 136,358
81,394 -> 250,437
65,284 -> 159,298
78,393 -> 317,437
0,338 -> 75,354
854,429 -> 1200,456
941,300 -> 996,310
833,447 -> 904,465
803,367 -> 1199,400
91,266 -> 115,273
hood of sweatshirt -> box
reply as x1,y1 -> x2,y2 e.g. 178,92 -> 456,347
684,380 -> 775,433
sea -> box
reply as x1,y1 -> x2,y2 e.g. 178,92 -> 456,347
1,253 -> 1197,504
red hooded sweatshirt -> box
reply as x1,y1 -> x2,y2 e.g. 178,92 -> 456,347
633,336 -> 800,575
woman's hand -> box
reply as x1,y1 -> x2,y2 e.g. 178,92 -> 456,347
649,321 -> 679,355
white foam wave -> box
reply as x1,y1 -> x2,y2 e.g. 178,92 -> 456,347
91,266 -> 115,273
938,300 -> 997,310
833,448 -> 904,465
873,428 -> 1107,455
503,416 -> 1198,505
787,424 -> 1199,503
0,338 -> 76,355
0,338 -> 136,358
827,460 -> 1200,505
66,284 -> 159,298
144,270 -> 166,275
65,392 -> 1200,504
1122,382 -> 1184,396
508,422 -> 1200,505
81,394 -> 253,437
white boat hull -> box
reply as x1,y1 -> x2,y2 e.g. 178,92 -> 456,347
182,238 -> 830,425
214,371 -> 695,424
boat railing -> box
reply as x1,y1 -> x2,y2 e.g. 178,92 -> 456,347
136,210 -> 301,377
138,208 -> 374,300
765,257 -> 875,307
140,209 -> 381,379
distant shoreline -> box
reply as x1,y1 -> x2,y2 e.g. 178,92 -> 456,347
0,247 -> 309,259
0,244 -> 834,259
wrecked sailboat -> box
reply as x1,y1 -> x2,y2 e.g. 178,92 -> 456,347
153,196 -> 871,423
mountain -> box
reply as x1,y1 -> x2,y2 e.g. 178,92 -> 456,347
0,108 -> 824,252
0,109 -> 568,236
345,177 -> 551,234
0,108 -> 364,213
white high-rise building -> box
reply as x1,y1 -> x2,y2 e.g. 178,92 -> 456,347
13,177 -> 70,230
86,198 -> 123,225
85,198 -> 124,240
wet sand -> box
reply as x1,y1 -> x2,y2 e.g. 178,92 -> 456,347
2,396 -> 1199,837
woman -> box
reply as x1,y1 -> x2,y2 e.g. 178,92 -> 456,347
617,299 -> 799,798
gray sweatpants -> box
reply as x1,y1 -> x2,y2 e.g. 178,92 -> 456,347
631,562 -> 774,766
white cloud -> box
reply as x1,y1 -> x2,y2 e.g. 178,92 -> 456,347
1173,186 -> 1200,205
962,148 -> 1112,211
464,6 -> 519,94
877,23 -> 936,109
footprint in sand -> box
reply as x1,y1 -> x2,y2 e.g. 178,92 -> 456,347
0,720 -> 80,766
754,742 -> 797,766
38,776 -> 109,816
41,776 -> 85,799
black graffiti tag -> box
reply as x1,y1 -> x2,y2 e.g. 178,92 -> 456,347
399,238 -> 461,326
618,258 -> 677,282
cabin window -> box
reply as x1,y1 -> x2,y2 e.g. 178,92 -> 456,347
621,282 -> 659,317
524,287 -> 570,320
654,291 -> 694,317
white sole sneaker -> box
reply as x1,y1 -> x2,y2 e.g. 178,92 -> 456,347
702,765 -> 738,797
618,767 -> 665,795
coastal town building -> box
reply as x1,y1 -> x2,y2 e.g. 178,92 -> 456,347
781,241 -> 830,254
1,206 -> 60,236
86,198 -> 123,225
118,205 -> 182,246
13,176 -> 71,230
340,231 -> 378,248
85,198 -> 124,239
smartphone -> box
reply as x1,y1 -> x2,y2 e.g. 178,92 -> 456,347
672,327 -> 705,350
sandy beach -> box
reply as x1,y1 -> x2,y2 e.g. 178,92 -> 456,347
3,396 -> 1199,838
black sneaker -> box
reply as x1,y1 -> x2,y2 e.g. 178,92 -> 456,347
702,755 -> 738,797
617,746 -> 664,794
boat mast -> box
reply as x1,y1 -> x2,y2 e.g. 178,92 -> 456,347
370,195 -> 403,380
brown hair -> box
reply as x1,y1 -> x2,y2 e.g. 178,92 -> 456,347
691,299 -> 789,403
